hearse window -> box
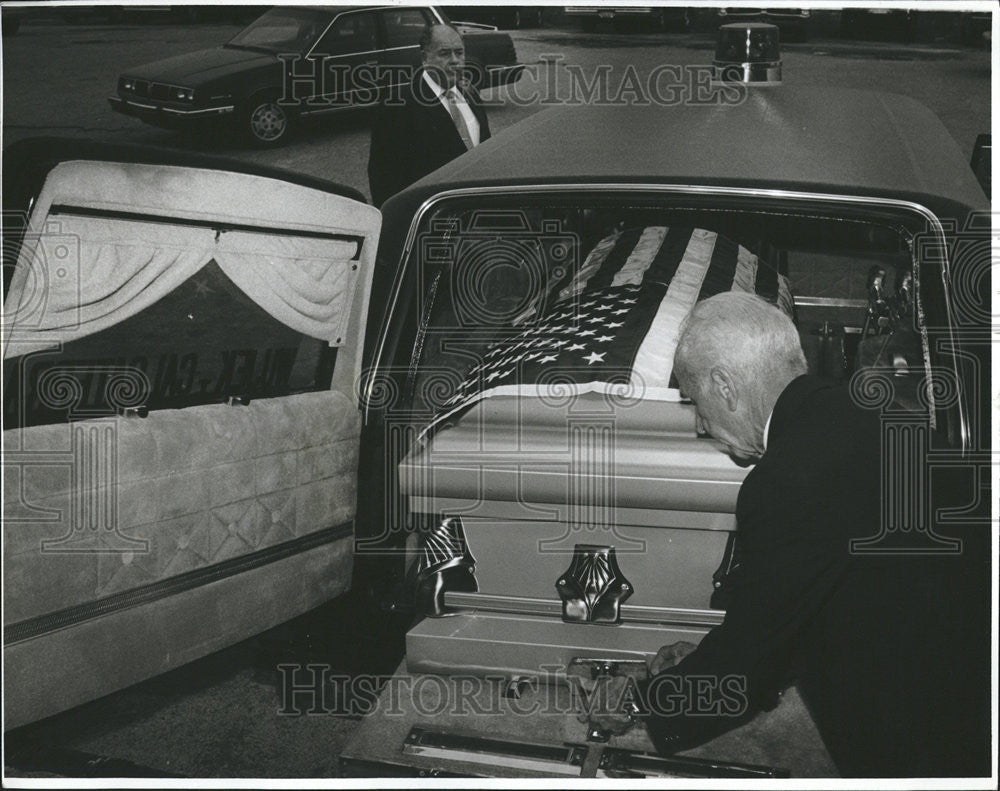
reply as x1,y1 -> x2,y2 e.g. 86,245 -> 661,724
3,261 -> 335,429
382,8 -> 431,49
404,204 -> 931,436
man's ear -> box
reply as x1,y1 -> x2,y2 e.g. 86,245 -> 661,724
709,367 -> 739,412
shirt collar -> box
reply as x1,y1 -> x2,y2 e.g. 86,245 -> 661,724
422,70 -> 458,99
763,408 -> 775,453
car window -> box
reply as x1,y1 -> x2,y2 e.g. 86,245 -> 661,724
312,12 -> 378,57
226,7 -> 326,53
382,7 -> 432,49
3,261 -> 335,429
400,202 -> 932,434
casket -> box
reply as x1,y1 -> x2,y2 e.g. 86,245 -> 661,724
394,224 -> 791,680
400,393 -> 746,679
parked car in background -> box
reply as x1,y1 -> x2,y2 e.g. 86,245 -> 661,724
840,7 -> 917,42
59,5 -> 262,24
444,5 -> 543,29
108,5 -> 524,147
565,5 -> 691,32
716,7 -> 810,41
6,26 -> 991,779
959,10 -> 991,47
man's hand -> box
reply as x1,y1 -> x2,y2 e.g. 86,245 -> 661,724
649,641 -> 699,676
574,675 -> 636,736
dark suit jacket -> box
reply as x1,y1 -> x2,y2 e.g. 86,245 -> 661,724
368,70 -> 491,207
643,375 -> 989,777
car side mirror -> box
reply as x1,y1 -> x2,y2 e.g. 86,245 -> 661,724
970,133 -> 990,198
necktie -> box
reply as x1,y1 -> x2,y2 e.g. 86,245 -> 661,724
445,89 -> 475,150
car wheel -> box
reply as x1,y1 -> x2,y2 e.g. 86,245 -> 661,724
243,91 -> 292,148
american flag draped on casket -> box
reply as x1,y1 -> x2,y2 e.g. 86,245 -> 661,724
421,226 -> 794,440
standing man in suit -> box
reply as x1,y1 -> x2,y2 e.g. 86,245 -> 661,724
368,24 -> 491,207
589,292 -> 988,777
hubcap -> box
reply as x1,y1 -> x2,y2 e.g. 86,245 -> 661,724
250,101 -> 286,141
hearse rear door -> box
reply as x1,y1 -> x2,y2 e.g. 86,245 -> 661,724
2,144 -> 381,728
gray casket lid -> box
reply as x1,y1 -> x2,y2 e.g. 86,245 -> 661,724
400,393 -> 749,519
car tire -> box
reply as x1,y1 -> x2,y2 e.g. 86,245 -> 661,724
242,90 -> 292,148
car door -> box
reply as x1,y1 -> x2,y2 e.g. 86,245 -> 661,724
305,8 -> 382,109
378,6 -> 437,89
1,140 -> 381,728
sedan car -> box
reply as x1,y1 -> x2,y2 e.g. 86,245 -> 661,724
840,7 -> 917,43
565,5 -> 691,32
444,5 -> 544,29
4,78 -> 990,776
716,7 -> 811,41
108,5 -> 524,147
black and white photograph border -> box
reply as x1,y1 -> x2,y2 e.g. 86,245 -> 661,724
0,0 -> 997,785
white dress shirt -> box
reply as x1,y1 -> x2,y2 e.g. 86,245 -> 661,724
422,70 -> 480,146
763,409 -> 774,452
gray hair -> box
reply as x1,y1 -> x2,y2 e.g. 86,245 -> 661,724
419,23 -> 461,53
674,292 -> 806,397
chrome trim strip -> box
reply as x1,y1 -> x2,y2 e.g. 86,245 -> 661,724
162,104 -> 235,116
305,7 -> 377,60
5,522 -> 354,645
365,183 -> 966,452
116,98 -> 157,110
112,97 -> 234,115
299,101 -> 375,116
119,78 -> 196,94
402,727 -> 585,776
443,591 -> 725,627
794,296 -> 868,309
309,47 -> 383,60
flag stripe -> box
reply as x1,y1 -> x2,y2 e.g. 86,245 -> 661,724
697,231 -> 740,300
645,226 -> 694,287
556,228 -> 621,303
586,227 -> 645,292
611,226 -> 666,287
629,229 -> 716,392
732,245 -> 759,294
776,273 -> 795,317
754,255 -> 779,303
602,284 -> 668,371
